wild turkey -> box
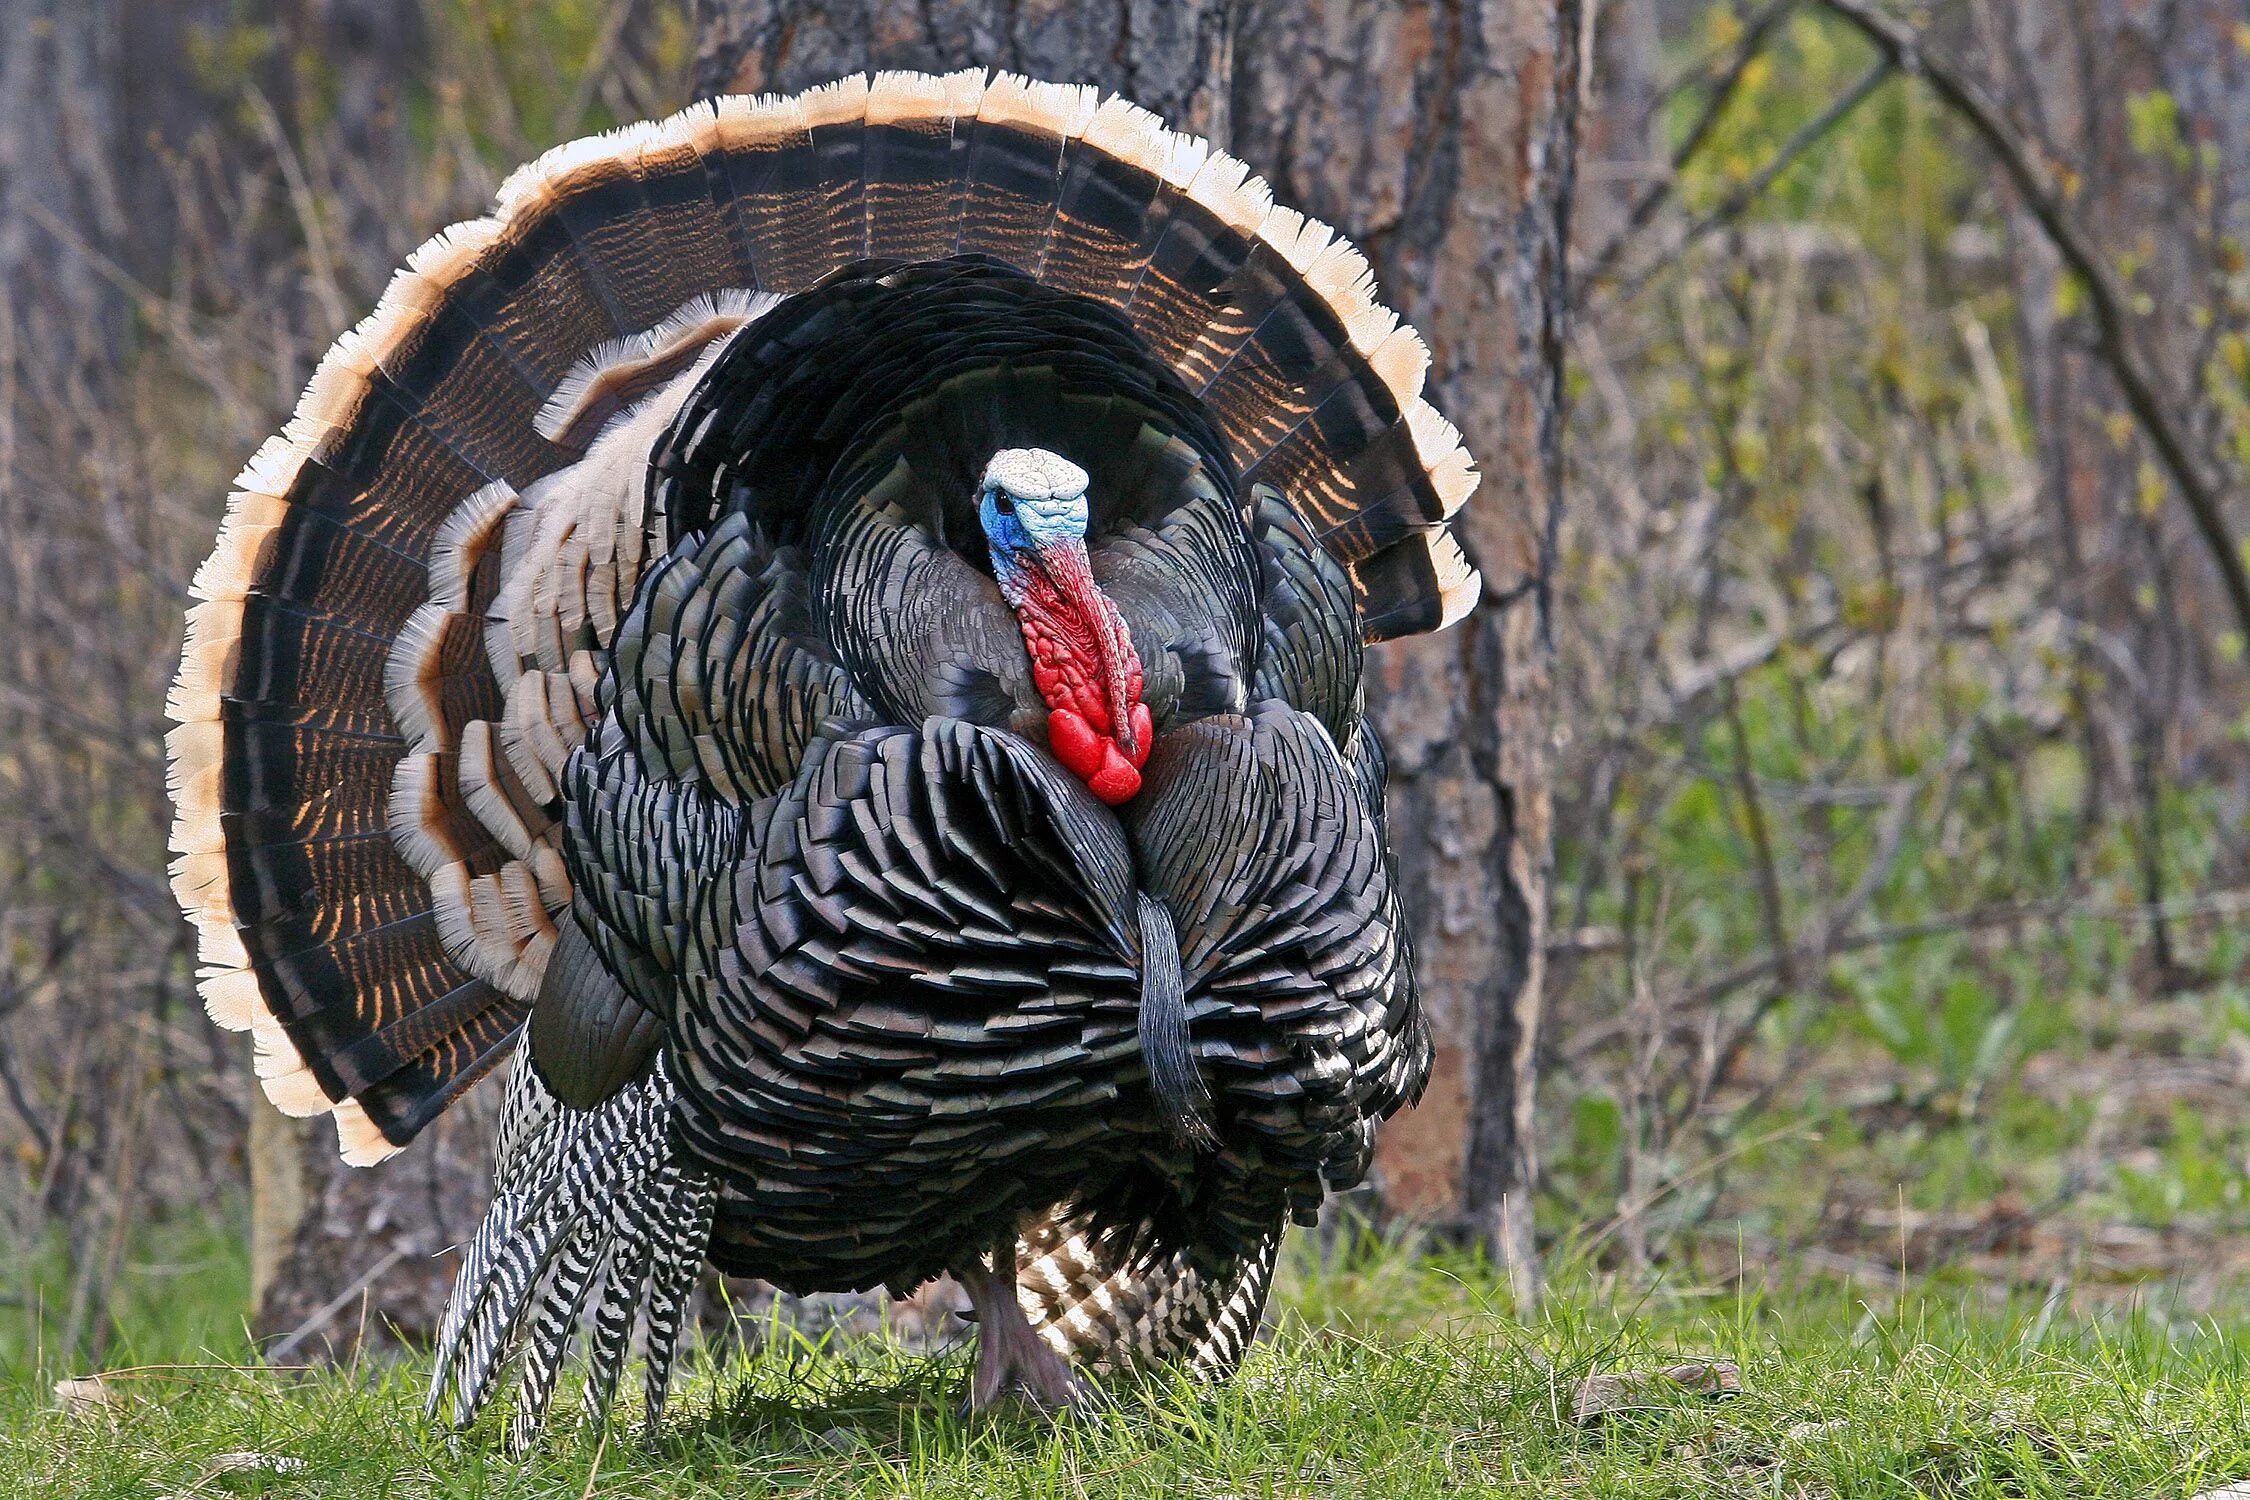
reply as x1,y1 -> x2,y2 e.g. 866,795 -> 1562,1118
166,70 -> 1479,1444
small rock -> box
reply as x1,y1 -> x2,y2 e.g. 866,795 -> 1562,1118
816,1425 -> 861,1453
1571,1361 -> 1742,1424
1784,1418 -> 1850,1443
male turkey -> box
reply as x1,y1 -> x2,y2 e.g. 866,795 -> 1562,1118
167,71 -> 1478,1445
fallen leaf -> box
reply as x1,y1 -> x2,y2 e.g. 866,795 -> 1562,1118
1571,1361 -> 1742,1424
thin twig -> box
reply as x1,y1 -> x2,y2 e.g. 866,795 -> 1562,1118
1687,59 -> 1894,252
1603,58 -> 1896,309
1719,681 -> 1793,984
1578,0 -> 1802,300
556,0 -> 638,141
49,1362 -> 318,1378
1812,0 -> 2250,645
1685,716 -> 1975,1018
241,85 -> 351,336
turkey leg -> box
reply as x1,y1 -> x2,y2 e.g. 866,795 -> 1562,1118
960,1237 -> 1086,1414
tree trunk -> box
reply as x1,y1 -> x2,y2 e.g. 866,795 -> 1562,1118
1232,0 -> 1577,1306
250,1090 -> 501,1358
0,0 -> 297,348
0,0 -> 136,375
696,0 -> 1577,1297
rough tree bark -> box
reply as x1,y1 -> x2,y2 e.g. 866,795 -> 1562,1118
695,0 -> 1578,1297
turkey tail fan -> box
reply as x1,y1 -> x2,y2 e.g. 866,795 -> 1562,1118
427,1044 -> 714,1448
169,67 -> 1475,1166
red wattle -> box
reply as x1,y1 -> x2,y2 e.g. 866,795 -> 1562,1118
1047,708 -> 1106,782
1047,708 -> 1144,805
1084,745 -> 1142,805
1011,540 -> 1151,804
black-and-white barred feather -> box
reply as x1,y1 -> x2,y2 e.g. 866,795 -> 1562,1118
428,1047 -> 711,1451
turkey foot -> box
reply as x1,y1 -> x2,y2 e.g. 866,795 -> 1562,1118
959,1239 -> 1086,1416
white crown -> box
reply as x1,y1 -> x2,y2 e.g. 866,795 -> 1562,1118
981,447 -> 1089,500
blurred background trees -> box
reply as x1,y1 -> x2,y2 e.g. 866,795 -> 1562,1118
1552,0 -> 2250,1282
5,0 -> 2250,1371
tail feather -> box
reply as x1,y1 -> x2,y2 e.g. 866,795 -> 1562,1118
958,75 -> 1094,273
704,92 -> 830,291
427,219 -> 622,392
862,71 -> 983,263
320,329 -> 550,496
1039,95 -> 1171,312
564,132 -> 742,334
492,143 -> 644,335
1123,146 -> 1271,381
803,77 -> 877,268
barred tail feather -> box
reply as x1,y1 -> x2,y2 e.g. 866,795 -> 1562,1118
428,1045 -> 712,1450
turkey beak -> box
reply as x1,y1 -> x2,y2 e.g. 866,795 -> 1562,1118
1033,535 -> 1141,760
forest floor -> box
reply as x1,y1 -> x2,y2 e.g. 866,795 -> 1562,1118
5,1231 -> 2249,1499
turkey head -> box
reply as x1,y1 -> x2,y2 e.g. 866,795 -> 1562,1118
977,447 -> 1151,804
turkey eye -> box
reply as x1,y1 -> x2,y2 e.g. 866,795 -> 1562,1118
991,491 -> 1015,516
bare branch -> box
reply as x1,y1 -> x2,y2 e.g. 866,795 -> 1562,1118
1578,0 -> 1801,299
1600,58 -> 1896,309
1812,0 -> 2250,646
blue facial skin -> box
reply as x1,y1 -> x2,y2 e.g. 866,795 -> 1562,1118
979,485 -> 1091,607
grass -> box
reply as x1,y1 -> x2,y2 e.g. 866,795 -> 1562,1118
6,1230 -> 2249,1498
